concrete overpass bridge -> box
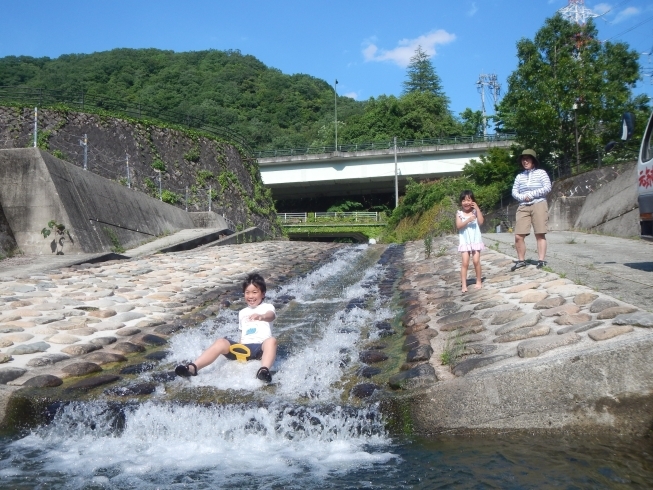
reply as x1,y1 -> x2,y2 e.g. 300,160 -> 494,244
256,134 -> 515,200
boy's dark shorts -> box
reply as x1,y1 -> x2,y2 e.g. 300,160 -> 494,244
226,339 -> 263,361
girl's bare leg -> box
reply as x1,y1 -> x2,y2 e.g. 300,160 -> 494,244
460,252 -> 470,292
472,251 -> 482,289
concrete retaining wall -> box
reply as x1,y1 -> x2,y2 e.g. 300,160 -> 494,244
406,334 -> 653,436
189,212 -> 229,229
574,163 -> 639,236
0,148 -> 197,255
483,163 -> 638,236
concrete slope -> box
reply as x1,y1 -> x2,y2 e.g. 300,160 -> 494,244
574,163 -> 639,236
0,148 -> 213,255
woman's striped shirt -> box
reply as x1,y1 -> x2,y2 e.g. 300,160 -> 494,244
512,168 -> 551,206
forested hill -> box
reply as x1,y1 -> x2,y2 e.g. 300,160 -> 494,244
0,48 -> 361,150
0,48 -> 469,150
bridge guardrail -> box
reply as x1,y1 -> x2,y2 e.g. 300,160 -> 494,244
257,133 -> 516,159
278,212 -> 386,223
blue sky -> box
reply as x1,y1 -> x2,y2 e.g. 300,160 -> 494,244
1,0 -> 653,118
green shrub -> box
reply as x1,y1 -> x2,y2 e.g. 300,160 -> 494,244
103,227 -> 125,253
151,159 -> 166,172
184,146 -> 201,162
196,169 -> 214,187
161,190 -> 181,204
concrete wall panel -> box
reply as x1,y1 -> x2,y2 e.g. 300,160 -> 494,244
575,164 -> 639,236
0,149 -> 198,254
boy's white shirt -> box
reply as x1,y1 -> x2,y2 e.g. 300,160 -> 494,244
238,303 -> 275,344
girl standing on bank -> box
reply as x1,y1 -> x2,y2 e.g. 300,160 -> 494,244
455,190 -> 485,293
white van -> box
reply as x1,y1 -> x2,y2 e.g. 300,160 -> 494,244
639,112 -> 653,240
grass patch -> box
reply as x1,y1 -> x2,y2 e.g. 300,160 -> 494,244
103,227 -> 125,253
423,233 -> 433,258
440,332 -> 465,368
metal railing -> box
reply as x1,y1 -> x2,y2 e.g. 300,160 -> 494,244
256,133 -> 516,159
277,212 -> 386,223
0,86 -> 253,156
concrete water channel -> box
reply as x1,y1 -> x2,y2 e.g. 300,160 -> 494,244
0,236 -> 652,488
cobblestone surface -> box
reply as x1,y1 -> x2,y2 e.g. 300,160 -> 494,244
397,236 -> 653,382
0,241 -> 341,388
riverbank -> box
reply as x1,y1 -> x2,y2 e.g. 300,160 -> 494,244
1,230 -> 653,437
395,233 -> 653,436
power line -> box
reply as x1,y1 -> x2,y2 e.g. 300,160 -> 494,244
594,0 -> 633,21
602,14 -> 653,42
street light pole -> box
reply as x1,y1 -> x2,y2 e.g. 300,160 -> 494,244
334,79 -> 338,151
394,136 -> 398,208
573,103 -> 580,172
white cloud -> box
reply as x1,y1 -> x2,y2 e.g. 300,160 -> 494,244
592,3 -> 611,15
467,2 -> 478,16
614,6 -> 640,23
362,30 -> 456,67
343,92 -> 359,100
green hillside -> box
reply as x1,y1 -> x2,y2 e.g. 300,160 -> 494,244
0,48 -> 364,149
0,48 -> 469,150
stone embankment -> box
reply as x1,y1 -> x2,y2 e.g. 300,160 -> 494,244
3,234 -> 653,436
0,241 -> 341,423
392,237 -> 653,435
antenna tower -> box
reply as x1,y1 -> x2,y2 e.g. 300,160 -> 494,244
558,0 -> 598,25
476,74 -> 501,136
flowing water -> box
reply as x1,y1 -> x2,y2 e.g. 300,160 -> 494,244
1,245 -> 653,489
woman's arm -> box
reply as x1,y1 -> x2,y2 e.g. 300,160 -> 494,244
512,173 -> 526,202
527,170 -> 552,199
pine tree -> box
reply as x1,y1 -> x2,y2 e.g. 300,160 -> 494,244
402,46 -> 445,98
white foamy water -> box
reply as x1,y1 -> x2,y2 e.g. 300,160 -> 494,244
3,401 -> 396,489
1,245 -> 400,488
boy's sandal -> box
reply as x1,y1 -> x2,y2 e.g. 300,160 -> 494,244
256,367 -> 272,383
175,362 -> 198,377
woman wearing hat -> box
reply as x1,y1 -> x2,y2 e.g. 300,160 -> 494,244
511,149 -> 552,271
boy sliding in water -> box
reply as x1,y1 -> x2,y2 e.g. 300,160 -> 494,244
175,273 -> 277,383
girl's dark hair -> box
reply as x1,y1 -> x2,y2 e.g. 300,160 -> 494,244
242,273 -> 267,293
459,190 -> 476,204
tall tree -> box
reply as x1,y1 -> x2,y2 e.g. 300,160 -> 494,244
459,108 -> 484,136
402,46 -> 446,99
496,15 -> 641,175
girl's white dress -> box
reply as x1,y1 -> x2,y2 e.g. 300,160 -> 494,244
457,210 -> 485,252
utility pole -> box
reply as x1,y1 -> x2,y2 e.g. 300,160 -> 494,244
158,169 -> 162,200
476,74 -> 501,137
573,103 -> 580,171
334,79 -> 338,151
208,185 -> 212,212
394,136 -> 399,208
79,134 -> 88,170
126,154 -> 131,188
185,186 -> 188,212
33,107 -> 38,148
